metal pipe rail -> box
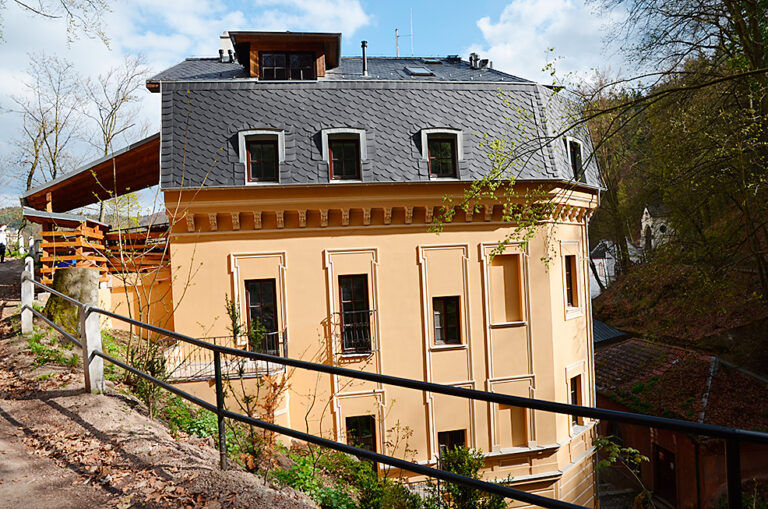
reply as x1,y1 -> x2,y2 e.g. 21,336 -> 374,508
24,275 -> 85,308
21,304 -> 82,349
91,306 -> 768,445
91,346 -> 582,509
22,272 -> 767,507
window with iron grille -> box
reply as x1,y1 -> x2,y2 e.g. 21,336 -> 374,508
329,139 -> 361,180
339,274 -> 371,353
246,139 -> 278,182
245,279 -> 278,354
428,136 -> 457,178
433,296 -> 461,345
346,415 -> 376,452
260,52 -> 315,80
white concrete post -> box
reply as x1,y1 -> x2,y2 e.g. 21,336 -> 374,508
21,268 -> 33,335
79,306 -> 104,394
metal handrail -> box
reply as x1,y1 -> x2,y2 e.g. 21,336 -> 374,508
21,305 -> 83,349
89,306 -> 768,445
23,274 -> 84,308
24,274 -> 768,507
90,345 -> 581,509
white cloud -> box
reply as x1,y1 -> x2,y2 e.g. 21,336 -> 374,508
0,0 -> 372,203
469,0 -> 623,83
252,0 -> 370,35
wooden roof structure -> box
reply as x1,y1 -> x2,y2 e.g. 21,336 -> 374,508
22,133 -> 160,213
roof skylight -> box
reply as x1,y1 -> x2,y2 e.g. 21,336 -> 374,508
405,66 -> 434,76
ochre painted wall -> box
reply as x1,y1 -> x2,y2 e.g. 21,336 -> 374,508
163,183 -> 598,502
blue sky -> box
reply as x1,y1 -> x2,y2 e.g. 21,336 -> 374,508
0,0 -> 624,208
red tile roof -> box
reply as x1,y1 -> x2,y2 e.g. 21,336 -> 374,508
595,339 -> 768,431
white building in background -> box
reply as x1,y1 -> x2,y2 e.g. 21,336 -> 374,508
589,239 -> 641,298
641,205 -> 674,252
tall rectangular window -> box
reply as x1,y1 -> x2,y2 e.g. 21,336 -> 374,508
428,137 -> 457,178
433,296 -> 461,345
329,139 -> 361,180
565,138 -> 585,182
489,253 -> 523,323
346,415 -> 376,452
570,375 -> 583,426
564,255 -> 578,308
339,274 -> 371,352
245,279 -> 278,354
438,429 -> 466,454
260,52 -> 315,80
246,140 -> 278,182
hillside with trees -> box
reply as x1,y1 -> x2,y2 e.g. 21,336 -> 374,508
584,0 -> 768,373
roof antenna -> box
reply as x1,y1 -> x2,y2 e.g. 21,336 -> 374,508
395,9 -> 415,57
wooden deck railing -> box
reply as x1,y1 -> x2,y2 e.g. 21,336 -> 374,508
40,223 -> 169,284
40,223 -> 109,285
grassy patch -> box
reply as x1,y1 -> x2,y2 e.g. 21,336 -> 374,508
161,395 -> 218,438
27,329 -> 79,367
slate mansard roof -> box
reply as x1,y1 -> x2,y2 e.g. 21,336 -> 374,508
152,56 -> 600,190
149,56 -> 531,83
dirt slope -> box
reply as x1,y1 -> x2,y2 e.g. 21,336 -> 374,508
0,259 -> 316,509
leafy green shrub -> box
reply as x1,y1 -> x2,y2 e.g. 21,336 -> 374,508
162,396 -> 218,438
432,446 -> 505,509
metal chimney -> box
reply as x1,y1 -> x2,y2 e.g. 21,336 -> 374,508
361,40 -> 368,77
469,52 -> 479,69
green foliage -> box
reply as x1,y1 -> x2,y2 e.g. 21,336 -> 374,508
125,336 -> 167,415
247,319 -> 266,352
431,446 -> 505,509
161,396 -> 218,438
272,450 -> 423,509
593,436 -> 649,475
27,329 -> 79,367
101,330 -> 125,381
225,294 -> 243,340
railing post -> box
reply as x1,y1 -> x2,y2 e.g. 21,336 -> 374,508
20,266 -> 33,335
213,350 -> 228,470
79,306 -> 104,394
726,439 -> 742,508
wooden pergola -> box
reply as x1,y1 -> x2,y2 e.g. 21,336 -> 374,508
21,134 -> 166,283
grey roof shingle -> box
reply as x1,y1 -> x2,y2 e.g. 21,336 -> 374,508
153,58 -> 600,190
149,56 -> 530,83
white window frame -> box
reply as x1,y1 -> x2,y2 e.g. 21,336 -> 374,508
565,361 -> 588,436
238,129 -> 285,186
421,128 -> 463,180
561,240 -> 583,320
321,128 -> 366,182
563,136 -> 583,181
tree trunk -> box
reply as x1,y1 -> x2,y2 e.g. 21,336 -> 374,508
590,258 -> 606,292
42,267 -> 100,335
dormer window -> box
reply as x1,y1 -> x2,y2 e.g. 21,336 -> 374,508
564,137 -> 585,183
260,52 -> 315,80
329,138 -> 361,180
321,128 -> 367,181
428,137 -> 457,178
247,139 -> 278,182
238,129 -> 285,185
421,128 -> 463,179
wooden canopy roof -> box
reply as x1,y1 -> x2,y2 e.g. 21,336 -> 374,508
22,133 -> 160,213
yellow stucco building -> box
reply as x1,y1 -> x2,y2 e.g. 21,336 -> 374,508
23,31 -> 600,506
